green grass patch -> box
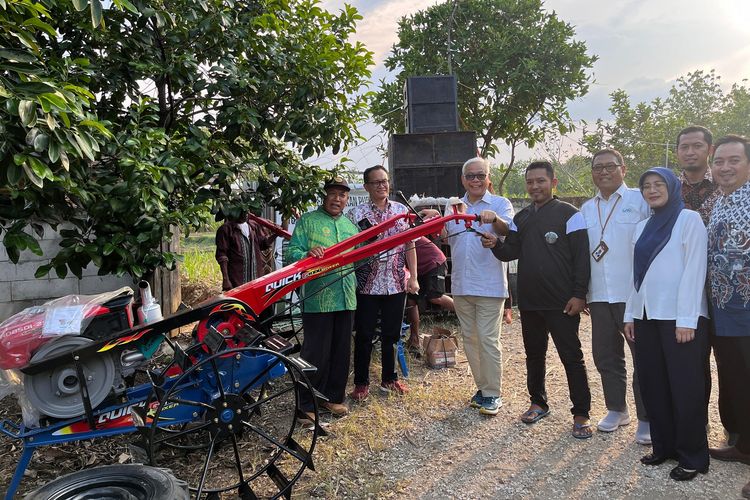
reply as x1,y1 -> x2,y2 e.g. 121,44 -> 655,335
181,231 -> 215,252
180,231 -> 220,284
180,247 -> 220,284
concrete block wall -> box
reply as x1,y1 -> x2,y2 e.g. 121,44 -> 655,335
0,224 -> 133,323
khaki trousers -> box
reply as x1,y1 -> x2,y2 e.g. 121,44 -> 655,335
454,295 -> 504,398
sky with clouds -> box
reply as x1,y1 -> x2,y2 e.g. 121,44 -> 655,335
316,0 -> 750,168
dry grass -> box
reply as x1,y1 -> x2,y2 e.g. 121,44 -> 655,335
295,316 -> 471,498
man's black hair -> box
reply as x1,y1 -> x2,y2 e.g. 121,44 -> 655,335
677,125 -> 713,147
713,134 -> 750,161
363,165 -> 388,184
525,160 -> 555,180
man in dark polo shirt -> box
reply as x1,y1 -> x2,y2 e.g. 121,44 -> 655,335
482,161 -> 593,439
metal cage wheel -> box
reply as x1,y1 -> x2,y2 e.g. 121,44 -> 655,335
146,346 -> 319,499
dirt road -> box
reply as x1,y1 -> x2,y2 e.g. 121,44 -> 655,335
305,314 -> 748,499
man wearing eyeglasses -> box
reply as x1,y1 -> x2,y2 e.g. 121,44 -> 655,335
420,157 -> 513,416
347,165 -> 419,401
580,149 -> 651,444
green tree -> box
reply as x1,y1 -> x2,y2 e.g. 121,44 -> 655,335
490,160 -> 527,198
0,0 -> 117,264
0,0 -> 373,279
582,70 -> 750,185
370,0 -> 596,194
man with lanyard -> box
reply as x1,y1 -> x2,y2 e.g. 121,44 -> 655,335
580,149 -> 651,443
420,157 -> 513,416
286,177 -> 359,420
705,135 -> 750,499
483,161 -> 593,438
347,166 -> 419,400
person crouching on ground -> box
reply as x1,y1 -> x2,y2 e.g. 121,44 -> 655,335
623,167 -> 710,481
405,236 -> 455,354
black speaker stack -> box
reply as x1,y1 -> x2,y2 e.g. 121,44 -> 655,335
389,75 -> 477,198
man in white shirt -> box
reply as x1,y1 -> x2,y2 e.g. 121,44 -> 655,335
580,149 -> 651,444
420,157 -> 513,416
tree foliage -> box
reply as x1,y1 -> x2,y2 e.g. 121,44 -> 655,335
489,154 -> 593,200
370,0 -> 596,193
582,70 -> 750,186
0,0 -> 373,279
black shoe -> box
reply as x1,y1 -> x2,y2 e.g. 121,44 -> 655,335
669,465 -> 708,481
640,453 -> 668,466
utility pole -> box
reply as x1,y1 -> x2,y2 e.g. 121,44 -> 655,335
447,0 -> 458,75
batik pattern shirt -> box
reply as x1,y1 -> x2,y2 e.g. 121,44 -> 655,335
347,200 -> 410,295
707,180 -> 750,337
681,169 -> 720,225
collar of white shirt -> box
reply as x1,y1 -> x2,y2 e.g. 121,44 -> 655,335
595,182 -> 628,202
462,190 -> 493,206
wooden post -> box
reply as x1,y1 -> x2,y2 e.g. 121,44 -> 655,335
152,227 -> 182,318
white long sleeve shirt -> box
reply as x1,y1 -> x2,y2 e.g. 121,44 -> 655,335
624,209 -> 708,329
581,183 -> 650,303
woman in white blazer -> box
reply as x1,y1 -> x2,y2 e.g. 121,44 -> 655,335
623,167 -> 710,481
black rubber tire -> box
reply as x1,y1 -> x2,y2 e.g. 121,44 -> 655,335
23,464 -> 189,500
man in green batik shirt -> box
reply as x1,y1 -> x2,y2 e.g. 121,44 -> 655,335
286,177 -> 359,420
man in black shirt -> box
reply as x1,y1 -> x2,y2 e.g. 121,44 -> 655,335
482,161 -> 593,439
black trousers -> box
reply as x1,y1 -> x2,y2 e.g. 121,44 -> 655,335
354,292 -> 405,385
712,334 -> 750,453
299,310 -> 354,412
519,310 -> 591,418
634,317 -> 709,470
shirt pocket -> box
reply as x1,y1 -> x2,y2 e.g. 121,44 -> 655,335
583,210 -> 599,229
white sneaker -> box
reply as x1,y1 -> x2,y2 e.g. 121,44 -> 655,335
635,420 -> 652,445
597,410 -> 631,432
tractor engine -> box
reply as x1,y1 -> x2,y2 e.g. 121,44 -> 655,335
0,287 -> 155,420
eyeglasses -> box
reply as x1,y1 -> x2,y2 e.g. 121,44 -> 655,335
366,179 -> 389,187
464,173 -> 487,181
592,163 -> 621,173
641,181 -> 667,191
